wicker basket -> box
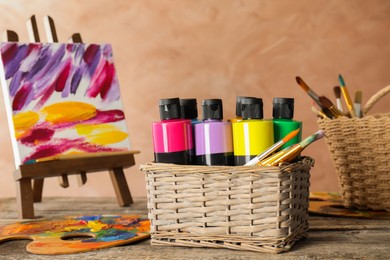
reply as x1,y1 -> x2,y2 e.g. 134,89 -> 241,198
318,85 -> 390,211
140,157 -> 314,253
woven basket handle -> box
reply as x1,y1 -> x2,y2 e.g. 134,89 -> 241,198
363,84 -> 390,115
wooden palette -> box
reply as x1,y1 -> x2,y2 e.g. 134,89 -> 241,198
309,192 -> 390,219
0,215 -> 150,255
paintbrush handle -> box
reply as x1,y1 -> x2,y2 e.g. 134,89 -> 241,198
267,145 -> 302,166
341,87 -> 356,117
245,140 -> 283,166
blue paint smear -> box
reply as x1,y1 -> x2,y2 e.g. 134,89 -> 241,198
82,229 -> 137,243
75,215 -> 102,221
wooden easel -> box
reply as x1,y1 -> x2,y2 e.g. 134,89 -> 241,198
4,15 -> 139,219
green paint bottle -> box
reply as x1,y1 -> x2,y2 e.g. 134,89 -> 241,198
272,98 -> 302,149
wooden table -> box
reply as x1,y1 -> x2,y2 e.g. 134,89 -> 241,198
0,197 -> 389,259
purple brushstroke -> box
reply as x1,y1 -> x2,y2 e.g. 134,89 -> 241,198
28,44 -> 66,83
9,70 -> 24,96
73,44 -> 85,64
34,80 -> 56,110
1,42 -> 121,109
70,67 -> 85,94
83,44 -> 101,76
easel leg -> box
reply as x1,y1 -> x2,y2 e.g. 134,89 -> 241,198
109,167 -> 133,206
33,179 -> 44,202
16,178 -> 35,219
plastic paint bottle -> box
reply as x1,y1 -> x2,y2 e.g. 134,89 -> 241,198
194,99 -> 234,166
272,98 -> 302,149
180,98 -> 200,164
180,98 -> 200,124
232,97 -> 274,166
152,98 -> 193,164
230,96 -> 250,123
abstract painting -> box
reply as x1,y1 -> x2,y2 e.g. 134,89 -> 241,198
0,42 -> 131,167
0,214 -> 150,255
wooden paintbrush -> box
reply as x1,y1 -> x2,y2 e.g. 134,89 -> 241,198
354,90 -> 363,118
245,129 -> 300,166
311,103 -> 330,119
338,74 -> 356,117
295,76 -> 323,107
333,86 -> 343,112
259,130 -> 325,166
319,96 -> 345,118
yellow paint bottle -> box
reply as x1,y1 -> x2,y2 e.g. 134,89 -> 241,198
232,97 -> 274,166
229,96 -> 254,123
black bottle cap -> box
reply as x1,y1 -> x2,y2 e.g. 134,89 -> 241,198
159,98 -> 181,120
202,99 -> 223,120
235,96 -> 254,117
180,98 -> 198,119
273,97 -> 294,119
241,97 -> 263,119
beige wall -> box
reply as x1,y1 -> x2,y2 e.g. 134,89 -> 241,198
0,0 -> 389,199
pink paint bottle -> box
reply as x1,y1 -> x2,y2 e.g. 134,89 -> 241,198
152,98 -> 193,164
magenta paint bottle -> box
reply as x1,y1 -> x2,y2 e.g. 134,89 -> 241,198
152,98 -> 193,164
194,99 -> 234,166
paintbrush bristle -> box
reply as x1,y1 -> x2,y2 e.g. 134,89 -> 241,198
315,129 -> 325,140
333,86 -> 341,98
319,96 -> 334,108
354,90 -> 362,103
319,96 -> 345,118
296,76 -> 309,92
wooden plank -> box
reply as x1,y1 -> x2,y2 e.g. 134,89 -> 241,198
15,152 -> 138,180
26,15 -> 40,42
43,15 -> 58,42
14,178 -> 35,219
3,30 -> 18,41
1,197 -> 389,259
32,179 -> 44,202
109,167 -> 133,206
58,174 -> 69,188
77,171 -> 88,186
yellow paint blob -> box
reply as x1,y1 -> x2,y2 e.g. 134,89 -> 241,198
87,221 -> 108,232
76,124 -> 128,145
13,111 -> 39,131
42,102 -> 97,124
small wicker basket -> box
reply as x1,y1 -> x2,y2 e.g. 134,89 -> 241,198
318,85 -> 390,211
140,157 -> 313,253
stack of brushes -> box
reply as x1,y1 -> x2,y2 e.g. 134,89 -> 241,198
296,74 -> 363,119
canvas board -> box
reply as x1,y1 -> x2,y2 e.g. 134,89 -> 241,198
0,42 -> 131,167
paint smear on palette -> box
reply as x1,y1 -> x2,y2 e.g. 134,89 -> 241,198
0,42 -> 131,167
0,215 -> 150,255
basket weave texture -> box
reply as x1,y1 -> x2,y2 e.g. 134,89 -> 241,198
318,85 -> 390,211
140,157 -> 313,253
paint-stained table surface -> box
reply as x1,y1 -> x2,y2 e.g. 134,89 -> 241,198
0,197 -> 389,259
